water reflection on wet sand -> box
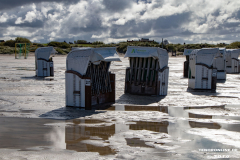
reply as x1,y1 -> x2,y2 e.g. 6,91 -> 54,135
65,119 -> 116,155
0,104 -> 240,158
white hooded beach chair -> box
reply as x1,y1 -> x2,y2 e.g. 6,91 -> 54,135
35,46 -> 56,77
188,48 -> 218,90
65,47 -> 121,109
225,49 -> 240,74
183,49 -> 195,78
212,48 -> 226,80
124,46 -> 169,96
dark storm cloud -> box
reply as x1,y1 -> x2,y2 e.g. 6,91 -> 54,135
79,17 -> 103,32
102,0 -> 132,12
149,0 -> 164,9
223,22 -> 240,28
109,20 -> 153,39
0,19 -> 44,28
1,26 -> 38,38
0,0 -> 240,44
61,11 -> 107,35
106,12 -> 191,41
0,28 -> 5,37
0,0 -> 80,11
206,17 -> 240,35
179,30 -> 196,36
192,33 -> 239,44
52,32 -> 95,42
212,9 -> 220,17
153,12 -> 191,30
69,24 -> 107,34
109,27 -> 118,37
234,10 -> 240,19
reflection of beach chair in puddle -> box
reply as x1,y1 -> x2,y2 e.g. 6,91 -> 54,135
65,119 -> 116,155
188,112 -> 221,129
189,121 -> 221,129
65,47 -> 121,109
35,46 -> 56,77
124,46 -> 169,96
225,49 -> 240,74
129,121 -> 169,133
188,48 -> 219,90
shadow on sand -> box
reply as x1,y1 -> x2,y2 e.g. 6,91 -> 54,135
217,79 -> 226,83
39,107 -> 105,120
186,87 -> 219,96
21,76 -> 55,81
116,93 -> 166,105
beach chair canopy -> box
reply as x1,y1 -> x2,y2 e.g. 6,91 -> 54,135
71,47 -> 91,51
219,48 -> 226,54
35,46 -> 57,61
226,49 -> 240,59
124,46 -> 168,69
183,49 -> 195,56
190,48 -> 219,67
66,47 -> 121,75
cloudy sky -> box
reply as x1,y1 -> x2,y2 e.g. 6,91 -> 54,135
0,0 -> 240,44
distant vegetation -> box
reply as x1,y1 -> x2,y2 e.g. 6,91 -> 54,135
0,37 -> 240,55
47,41 -> 70,48
3,37 -> 32,47
74,40 -> 88,44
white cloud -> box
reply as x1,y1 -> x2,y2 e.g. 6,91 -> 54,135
114,18 -> 126,25
25,11 -> 37,22
227,18 -> 240,23
140,3 -> 189,20
15,17 -> 24,24
3,26 -> 35,37
30,36 -> 45,42
41,5 -> 53,18
1,0 -> 240,44
0,13 -> 8,23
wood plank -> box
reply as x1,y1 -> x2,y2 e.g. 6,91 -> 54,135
134,57 -> 139,84
130,58 -> 134,83
153,60 -> 159,87
149,58 -> 156,86
100,62 -> 105,93
96,64 -> 100,95
105,62 -> 111,92
103,62 -> 108,93
146,57 -> 151,86
85,84 -> 92,110
137,58 -> 142,85
141,58 -> 146,83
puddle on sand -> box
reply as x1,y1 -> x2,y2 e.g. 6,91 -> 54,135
129,121 -> 169,133
125,138 -> 154,148
65,119 -> 116,155
13,67 -> 35,71
0,105 -> 240,159
101,105 -> 240,158
0,109 -> 35,114
105,105 -> 168,113
0,117 -> 61,150
21,76 -> 55,81
57,104 -> 240,159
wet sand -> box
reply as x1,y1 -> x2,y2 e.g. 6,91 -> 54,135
0,55 -> 240,159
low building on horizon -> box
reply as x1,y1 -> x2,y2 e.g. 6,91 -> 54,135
127,38 -> 155,43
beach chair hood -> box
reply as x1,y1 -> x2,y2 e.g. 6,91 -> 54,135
190,48 -> 219,67
184,49 -> 195,56
35,46 -> 57,61
66,47 -> 121,75
226,49 -> 240,59
124,46 -> 168,69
